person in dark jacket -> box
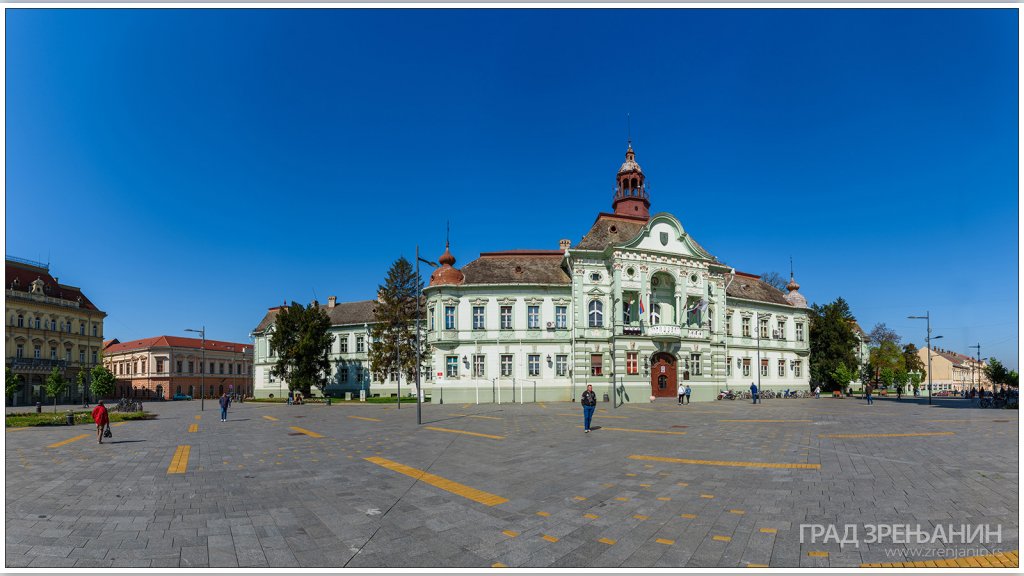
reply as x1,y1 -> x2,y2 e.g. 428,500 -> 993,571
750,382 -> 759,404
581,384 -> 597,433
219,393 -> 231,422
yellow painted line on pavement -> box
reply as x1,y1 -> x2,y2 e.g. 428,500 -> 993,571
574,496 -> 587,501
713,535 -> 732,542
47,434 -> 90,448
364,456 -> 508,506
599,537 -> 616,545
807,551 -> 829,557
719,419 -> 813,423
558,413 -> 630,419
262,415 -> 279,421
633,514 -> 649,521
759,528 -> 778,534
468,415 -> 503,420
188,424 -> 198,433
862,549 -> 1019,568
629,454 -> 821,470
818,432 -> 954,439
729,509 -> 745,515
111,422 -> 127,427
700,494 -> 715,499
6,427 -> 32,432
288,426 -> 324,438
584,513 -> 599,519
681,513 -> 697,519
425,426 -> 504,440
194,415 -> 201,420
657,497 -> 671,501
656,538 -> 675,545
577,426 -> 686,435
502,530 -> 519,538
747,563 -> 769,568
541,535 -> 559,543
167,445 -> 191,474
348,415 -> 382,422
492,563 -> 507,568
536,511 -> 551,517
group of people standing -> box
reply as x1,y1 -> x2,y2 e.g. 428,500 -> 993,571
676,384 -> 692,405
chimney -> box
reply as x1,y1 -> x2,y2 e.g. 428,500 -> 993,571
328,296 -> 337,309
559,239 -> 571,251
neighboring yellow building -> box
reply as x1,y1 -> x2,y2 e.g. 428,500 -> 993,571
5,257 -> 106,406
918,346 -> 990,392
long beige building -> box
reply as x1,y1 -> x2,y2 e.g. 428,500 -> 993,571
5,256 -> 106,406
917,346 -> 989,392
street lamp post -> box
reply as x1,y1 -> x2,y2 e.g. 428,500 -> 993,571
415,246 -> 438,426
185,327 -> 205,411
968,343 -> 982,394
907,313 -> 941,405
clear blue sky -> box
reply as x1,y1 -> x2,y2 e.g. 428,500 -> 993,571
6,8 -> 1019,369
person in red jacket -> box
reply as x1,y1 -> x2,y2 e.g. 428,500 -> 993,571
92,400 -> 110,444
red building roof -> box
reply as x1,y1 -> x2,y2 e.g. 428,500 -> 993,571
5,260 -> 103,312
104,336 -> 252,355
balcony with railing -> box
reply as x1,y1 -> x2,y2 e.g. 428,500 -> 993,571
6,289 -> 82,310
8,357 -> 69,372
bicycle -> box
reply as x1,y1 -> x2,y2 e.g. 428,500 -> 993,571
979,397 -> 994,409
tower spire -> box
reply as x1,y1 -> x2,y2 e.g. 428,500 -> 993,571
611,134 -> 650,220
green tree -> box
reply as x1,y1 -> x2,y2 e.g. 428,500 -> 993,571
830,362 -> 857,391
45,367 -> 68,413
76,369 -> 89,404
269,301 -> 333,396
903,343 -> 926,384
6,367 -> 23,403
868,340 -> 905,386
369,257 -> 429,388
89,364 -> 116,399
809,297 -> 860,391
985,357 -> 1011,388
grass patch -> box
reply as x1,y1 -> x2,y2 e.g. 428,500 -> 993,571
335,396 -> 431,404
5,411 -> 154,428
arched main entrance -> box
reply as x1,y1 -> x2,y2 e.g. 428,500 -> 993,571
650,353 -> 677,398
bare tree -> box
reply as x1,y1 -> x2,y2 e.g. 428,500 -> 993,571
760,271 -> 787,292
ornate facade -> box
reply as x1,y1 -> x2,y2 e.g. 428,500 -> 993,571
422,144 -> 811,403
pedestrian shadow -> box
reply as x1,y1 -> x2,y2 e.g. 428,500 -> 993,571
225,418 -> 250,422
589,426 -> 603,431
105,440 -> 146,444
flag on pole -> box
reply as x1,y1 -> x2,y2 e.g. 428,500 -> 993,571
639,296 -> 645,314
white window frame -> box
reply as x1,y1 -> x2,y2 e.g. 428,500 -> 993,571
588,300 -> 604,328
690,353 -> 701,376
500,354 -> 513,377
796,322 -> 805,342
778,359 -> 785,377
444,306 -> 456,330
473,354 -> 486,377
500,306 -> 513,330
742,358 -> 750,377
528,354 -> 540,377
741,317 -> 750,337
527,306 -> 540,329
627,352 -> 638,375
445,355 -> 459,378
555,354 -> 568,377
472,306 -> 485,330
555,306 -> 567,329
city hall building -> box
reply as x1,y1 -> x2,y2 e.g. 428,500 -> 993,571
422,144 -> 810,403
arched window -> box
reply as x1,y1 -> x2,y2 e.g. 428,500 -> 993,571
588,300 -> 604,328
17,315 -> 23,327
650,304 -> 661,325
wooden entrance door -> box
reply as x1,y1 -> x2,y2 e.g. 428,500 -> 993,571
650,353 -> 677,397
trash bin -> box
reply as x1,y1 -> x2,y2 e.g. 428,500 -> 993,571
603,393 -> 610,402
345,392 -> 352,401
35,402 -> 41,414
66,411 -> 74,426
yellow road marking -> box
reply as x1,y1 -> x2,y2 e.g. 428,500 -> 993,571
584,514 -> 599,519
538,403 -> 547,409
677,482 -> 689,487
47,434 -> 90,448
807,551 -> 829,557
574,496 -> 587,501
760,528 -> 778,533
633,514 -> 649,521
599,537 -> 616,545
348,415 -> 382,422
656,538 -> 674,545
541,535 -> 558,543
639,483 -> 652,487
188,424 -> 198,433
262,415 -> 279,421
681,513 -> 697,519
468,415 -> 503,420
729,509 -> 745,515
629,454 -> 821,470
167,445 -> 191,474
615,497 -> 629,501
577,426 -> 686,435
558,413 -> 629,419
5,427 -> 32,432
626,473 -> 637,477
111,422 -> 127,427
536,511 -> 550,517
747,563 -> 769,568
713,535 -> 731,542
720,419 -> 813,423
492,563 -> 507,568
657,497 -> 671,501
364,456 -> 508,506
819,432 -> 954,438
194,415 -> 201,420
700,494 -> 715,499
502,530 -> 519,538
289,426 -> 324,438
425,426 -> 504,440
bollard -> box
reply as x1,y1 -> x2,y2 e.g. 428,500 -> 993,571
35,402 -> 41,414
66,411 -> 74,426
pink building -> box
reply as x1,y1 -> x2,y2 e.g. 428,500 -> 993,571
103,336 -> 253,400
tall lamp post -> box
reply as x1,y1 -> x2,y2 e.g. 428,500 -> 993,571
415,246 -> 438,426
185,327 -> 205,411
968,343 -> 982,394
755,313 -> 769,395
907,313 -> 941,405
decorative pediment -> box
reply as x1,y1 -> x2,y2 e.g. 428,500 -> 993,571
470,298 -> 488,306
497,298 -> 515,306
622,214 -> 714,261
442,298 -> 460,306
525,297 -> 543,306
586,287 -> 606,296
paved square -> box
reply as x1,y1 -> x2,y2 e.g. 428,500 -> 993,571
5,396 -> 1018,568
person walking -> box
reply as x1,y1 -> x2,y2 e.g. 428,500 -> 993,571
865,383 -> 874,405
750,382 -> 759,404
896,385 -> 902,400
219,392 -> 231,422
92,400 -> 110,444
581,384 -> 597,433
814,385 -> 821,399
677,383 -> 685,405
684,384 -> 691,405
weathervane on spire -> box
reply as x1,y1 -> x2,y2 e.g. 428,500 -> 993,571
627,112 -> 632,148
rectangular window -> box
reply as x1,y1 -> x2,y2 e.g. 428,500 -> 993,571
473,354 -> 485,377
778,359 -> 786,377
794,360 -> 802,378
340,335 -> 349,353
92,351 -> 97,364
760,358 -> 769,377
219,363 -> 225,374
742,358 -> 750,377
429,308 -> 435,331
760,317 -> 770,339
591,354 -> 603,377
16,344 -> 23,358
555,354 -> 568,377
34,345 -> 41,359
157,360 -> 164,373
445,355 -> 459,378
66,322 -> 71,333
555,306 -> 567,329
500,306 -> 513,329
741,317 -> 750,337
355,366 -> 363,383
80,322 -> 85,335
472,306 -> 485,330
340,368 -> 348,383
627,352 -> 638,375
726,313 -> 733,336
444,306 -> 456,330
796,322 -> 805,342
528,354 -> 540,377
527,306 -> 540,329
690,354 -> 702,376
726,356 -> 732,376
92,325 -> 98,337
175,361 -> 181,373
188,361 -> 194,373
777,320 -> 786,340
356,335 -> 365,353
500,354 -> 513,377
50,348 -> 57,361
237,363 -> 241,375
79,350 -> 85,363
209,362 -> 215,374
228,364 -> 233,375
65,349 -> 72,362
